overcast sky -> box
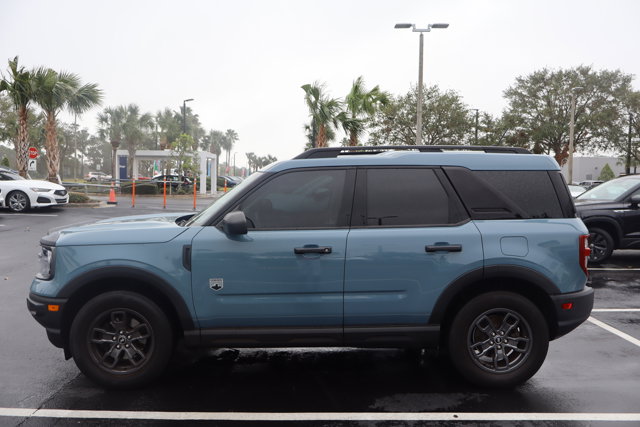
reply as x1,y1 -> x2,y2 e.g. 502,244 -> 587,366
2,0 -> 639,166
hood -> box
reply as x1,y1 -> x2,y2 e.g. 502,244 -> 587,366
10,179 -> 65,191
44,212 -> 195,247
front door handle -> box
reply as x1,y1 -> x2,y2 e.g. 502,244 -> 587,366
425,244 -> 462,253
294,246 -> 332,255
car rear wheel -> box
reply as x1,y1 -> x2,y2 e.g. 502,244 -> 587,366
448,291 -> 549,388
69,291 -> 173,388
8,190 -> 30,213
588,227 -> 614,264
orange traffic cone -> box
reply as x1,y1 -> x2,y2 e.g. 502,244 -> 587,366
107,182 -> 118,205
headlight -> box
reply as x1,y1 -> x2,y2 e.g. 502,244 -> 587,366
30,187 -> 51,192
36,245 -> 55,280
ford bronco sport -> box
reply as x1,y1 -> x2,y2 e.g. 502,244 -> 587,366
28,146 -> 594,388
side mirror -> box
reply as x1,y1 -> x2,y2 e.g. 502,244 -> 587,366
630,194 -> 640,208
221,211 -> 248,235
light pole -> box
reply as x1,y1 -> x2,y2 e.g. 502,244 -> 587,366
182,98 -> 194,135
471,108 -> 479,144
627,112 -> 633,175
395,22 -> 449,145
567,87 -> 582,184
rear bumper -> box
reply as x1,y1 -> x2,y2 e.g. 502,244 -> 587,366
550,286 -> 594,339
27,293 -> 67,348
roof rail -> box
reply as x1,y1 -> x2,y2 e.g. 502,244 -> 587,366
294,145 -> 531,159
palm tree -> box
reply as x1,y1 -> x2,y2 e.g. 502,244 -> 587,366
208,129 -> 225,174
0,56 -> 36,177
122,105 -> 153,178
155,108 -> 180,150
223,129 -> 238,173
301,82 -> 341,148
341,76 -> 389,146
33,67 -> 102,182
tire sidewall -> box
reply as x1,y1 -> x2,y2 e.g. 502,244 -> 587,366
69,291 -> 173,388
589,227 -> 614,264
448,291 -> 549,388
8,191 -> 30,213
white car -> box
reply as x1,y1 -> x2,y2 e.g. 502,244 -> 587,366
0,169 -> 69,213
85,171 -> 111,182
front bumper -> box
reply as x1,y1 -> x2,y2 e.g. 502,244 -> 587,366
550,286 -> 594,339
27,293 -> 67,348
33,192 -> 69,207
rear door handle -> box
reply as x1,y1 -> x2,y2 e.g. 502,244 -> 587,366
294,246 -> 332,255
425,244 -> 462,253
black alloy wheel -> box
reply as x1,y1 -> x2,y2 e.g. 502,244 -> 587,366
588,227 -> 614,264
448,292 -> 549,388
70,291 -> 173,388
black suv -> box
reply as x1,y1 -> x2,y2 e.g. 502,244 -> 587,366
574,174 -> 640,263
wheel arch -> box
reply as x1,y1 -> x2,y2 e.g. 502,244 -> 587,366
59,267 -> 196,356
582,216 -> 622,246
430,266 -> 561,342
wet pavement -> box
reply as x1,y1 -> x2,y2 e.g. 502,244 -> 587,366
1,203 -> 638,426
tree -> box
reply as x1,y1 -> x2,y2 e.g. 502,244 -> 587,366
221,129 -> 238,174
502,66 -> 632,165
122,104 -> 153,177
98,104 -> 152,178
155,108 -> 181,149
170,134 -> 198,176
598,163 -> 615,181
207,129 -> 225,173
0,56 -> 36,177
368,85 -> 470,146
33,67 -> 102,182
340,76 -> 389,146
302,82 -> 342,148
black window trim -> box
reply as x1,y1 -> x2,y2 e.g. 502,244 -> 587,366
350,166 -> 471,229
216,167 -> 357,231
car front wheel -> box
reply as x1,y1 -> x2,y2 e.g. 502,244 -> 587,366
69,291 -> 173,388
8,190 -> 30,213
448,291 -> 549,388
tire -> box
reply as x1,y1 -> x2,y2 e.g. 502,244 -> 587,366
448,292 -> 549,388
588,227 -> 614,264
8,190 -> 30,213
69,291 -> 173,388
90,177 -> 97,182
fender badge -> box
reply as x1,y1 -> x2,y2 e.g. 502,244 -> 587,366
209,278 -> 224,291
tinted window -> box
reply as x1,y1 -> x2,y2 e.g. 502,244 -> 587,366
240,169 -> 349,229
476,171 -> 563,219
364,168 -> 459,226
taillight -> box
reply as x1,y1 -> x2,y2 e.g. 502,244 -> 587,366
579,234 -> 590,276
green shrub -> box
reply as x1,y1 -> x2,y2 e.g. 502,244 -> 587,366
121,183 -> 159,195
68,192 -> 92,203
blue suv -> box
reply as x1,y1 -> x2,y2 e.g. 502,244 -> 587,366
27,146 -> 594,388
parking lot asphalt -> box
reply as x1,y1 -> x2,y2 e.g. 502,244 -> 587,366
0,203 -> 638,426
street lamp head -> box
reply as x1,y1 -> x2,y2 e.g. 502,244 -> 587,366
394,23 -> 413,29
430,23 -> 449,29
184,98 -> 194,102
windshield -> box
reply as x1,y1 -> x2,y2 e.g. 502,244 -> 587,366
0,171 -> 25,181
185,172 -> 266,226
576,177 -> 640,201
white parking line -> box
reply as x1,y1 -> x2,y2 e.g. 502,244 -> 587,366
589,267 -> 640,271
0,408 -> 639,422
588,316 -> 640,348
592,308 -> 640,312
0,213 -> 58,217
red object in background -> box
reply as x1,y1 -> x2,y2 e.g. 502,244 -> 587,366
28,147 -> 38,159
